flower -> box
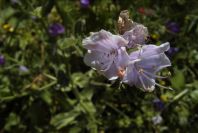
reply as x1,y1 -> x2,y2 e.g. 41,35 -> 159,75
153,98 -> 164,111
0,55 -> 5,65
122,24 -> 148,48
122,42 -> 171,92
166,47 -> 179,57
2,24 -> 14,32
152,115 -> 163,125
48,23 -> 65,37
166,21 -> 180,33
83,30 -> 129,80
138,7 -> 156,16
11,0 -> 19,4
138,7 -> 145,15
80,0 -> 90,8
19,65 -> 29,72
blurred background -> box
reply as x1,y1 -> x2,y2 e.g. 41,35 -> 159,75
0,0 -> 198,132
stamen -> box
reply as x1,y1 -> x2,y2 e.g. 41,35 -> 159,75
143,70 -> 167,79
141,72 -> 173,90
138,68 -> 144,73
117,68 -> 126,78
139,76 -> 148,91
128,59 -> 141,65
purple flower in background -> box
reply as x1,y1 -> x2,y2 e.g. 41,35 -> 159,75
166,47 -> 179,57
0,55 -> 5,65
19,65 -> 29,72
11,0 -> 19,4
122,42 -> 171,92
153,98 -> 164,111
166,21 -> 180,33
48,23 -> 65,37
83,30 -> 129,80
122,24 -> 148,48
80,0 -> 90,8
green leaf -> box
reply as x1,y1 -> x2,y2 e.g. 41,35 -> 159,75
69,127 -> 82,133
50,110 -> 80,130
171,69 -> 185,89
72,72 -> 89,88
81,88 -> 94,100
31,6 -> 42,18
190,89 -> 198,104
4,113 -> 20,131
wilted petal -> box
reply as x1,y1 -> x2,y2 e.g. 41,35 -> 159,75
122,24 -> 148,48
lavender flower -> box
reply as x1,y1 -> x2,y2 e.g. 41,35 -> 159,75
83,30 -> 129,80
122,24 -> 148,48
0,55 -> 5,65
48,23 -> 65,37
152,115 -> 163,125
166,47 -> 179,57
80,0 -> 90,8
153,98 -> 164,111
122,42 -> 171,91
19,65 -> 29,72
11,0 -> 19,4
166,21 -> 180,33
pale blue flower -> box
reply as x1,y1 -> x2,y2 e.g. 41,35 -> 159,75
19,65 -> 29,72
83,30 -> 129,80
122,42 -> 171,91
152,115 -> 163,125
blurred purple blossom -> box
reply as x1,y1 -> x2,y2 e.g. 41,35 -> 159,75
166,21 -> 180,33
83,30 -> 129,80
80,0 -> 90,8
166,47 -> 179,57
122,42 -> 171,92
0,55 -> 5,65
122,24 -> 148,48
11,0 -> 19,4
19,65 -> 29,72
153,98 -> 164,111
48,23 -> 65,37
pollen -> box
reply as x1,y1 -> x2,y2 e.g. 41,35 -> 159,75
117,68 -> 125,78
138,68 -> 144,73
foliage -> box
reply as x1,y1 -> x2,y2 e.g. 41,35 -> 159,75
0,0 -> 198,132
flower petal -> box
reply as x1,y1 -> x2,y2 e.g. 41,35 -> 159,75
116,47 -> 129,68
102,63 -> 118,80
140,42 -> 170,57
84,51 -> 113,71
83,30 -> 127,52
138,53 -> 171,72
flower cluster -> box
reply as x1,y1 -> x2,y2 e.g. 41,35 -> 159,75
82,11 -> 171,92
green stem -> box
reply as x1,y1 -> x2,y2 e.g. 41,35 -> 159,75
0,80 -> 57,102
105,102 -> 128,118
72,87 -> 97,133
